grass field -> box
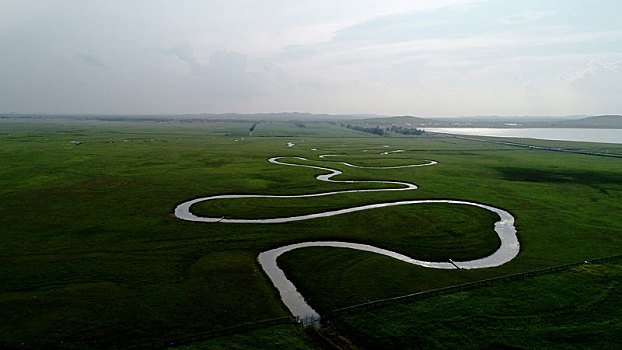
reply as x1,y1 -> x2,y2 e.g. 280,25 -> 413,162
1,118 -> 621,348
332,259 -> 622,349
170,324 -> 330,350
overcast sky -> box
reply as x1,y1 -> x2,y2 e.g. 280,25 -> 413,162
1,0 -> 621,116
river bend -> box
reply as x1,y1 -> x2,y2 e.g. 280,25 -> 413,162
174,151 -> 519,324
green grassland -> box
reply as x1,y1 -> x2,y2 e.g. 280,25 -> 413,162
170,324 -> 329,350
332,260 -> 622,349
479,135 -> 622,155
0,119 -> 621,348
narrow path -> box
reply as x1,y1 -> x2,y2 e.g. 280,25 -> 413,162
174,150 -> 519,324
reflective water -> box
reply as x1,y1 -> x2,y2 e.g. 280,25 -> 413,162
258,199 -> 517,323
174,152 -> 519,324
423,128 -> 622,144
174,156 -> 427,223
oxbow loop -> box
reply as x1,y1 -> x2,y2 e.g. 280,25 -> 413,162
174,150 -> 519,323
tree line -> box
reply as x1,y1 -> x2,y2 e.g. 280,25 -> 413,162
345,124 -> 385,135
343,124 -> 424,136
390,125 -> 424,135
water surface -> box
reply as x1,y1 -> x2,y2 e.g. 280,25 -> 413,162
174,152 -> 520,325
423,128 -> 622,144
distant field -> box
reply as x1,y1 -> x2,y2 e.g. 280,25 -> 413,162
0,119 -> 620,348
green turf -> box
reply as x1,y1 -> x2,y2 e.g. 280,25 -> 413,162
474,135 -> 622,155
277,136 -> 622,312
0,118 -> 621,348
332,260 -> 622,349
169,324 -> 328,350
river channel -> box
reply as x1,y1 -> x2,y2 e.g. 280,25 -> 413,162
174,151 -> 520,324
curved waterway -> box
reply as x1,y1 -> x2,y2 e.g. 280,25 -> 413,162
174,150 -> 519,324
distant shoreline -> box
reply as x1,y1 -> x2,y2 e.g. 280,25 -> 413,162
422,127 -> 622,145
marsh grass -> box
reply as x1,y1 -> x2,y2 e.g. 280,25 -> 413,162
0,119 -> 620,347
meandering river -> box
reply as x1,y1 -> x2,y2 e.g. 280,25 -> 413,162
174,150 -> 520,324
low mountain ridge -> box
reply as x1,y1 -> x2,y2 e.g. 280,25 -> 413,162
556,115 -> 622,128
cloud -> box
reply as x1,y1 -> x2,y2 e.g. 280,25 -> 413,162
569,59 -> 622,98
499,11 -> 552,24
167,42 -> 202,74
2,0 -> 622,115
205,51 -> 259,98
74,53 -> 106,69
569,59 -> 620,82
164,43 -> 260,99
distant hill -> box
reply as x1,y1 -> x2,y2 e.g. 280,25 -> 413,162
0,112 -> 388,122
3,113 -> 620,128
349,115 -> 433,126
177,112 -> 387,120
556,115 -> 622,128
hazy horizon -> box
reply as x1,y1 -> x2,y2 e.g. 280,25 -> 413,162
0,111 -> 604,120
2,1 -> 621,117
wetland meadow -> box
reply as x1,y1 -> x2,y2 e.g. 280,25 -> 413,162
0,119 -> 621,349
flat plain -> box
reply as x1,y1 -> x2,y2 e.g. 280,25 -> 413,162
0,119 -> 621,348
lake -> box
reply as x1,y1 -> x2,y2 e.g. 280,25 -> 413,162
422,128 -> 622,144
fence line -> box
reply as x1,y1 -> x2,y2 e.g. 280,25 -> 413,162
3,253 -> 621,349
451,135 -> 622,158
327,253 -> 622,317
